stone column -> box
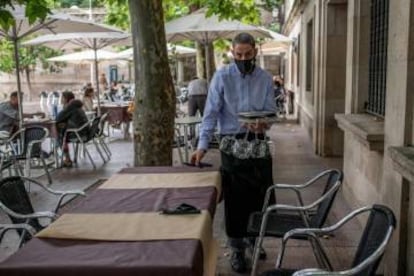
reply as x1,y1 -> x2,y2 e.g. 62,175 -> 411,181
344,0 -> 370,113
382,1 -> 414,275
315,0 -> 347,156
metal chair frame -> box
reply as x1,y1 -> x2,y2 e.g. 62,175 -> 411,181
270,205 -> 396,276
0,223 -> 36,250
5,127 -> 52,185
95,112 -> 112,160
249,169 -> 344,276
63,117 -> 106,169
0,176 -> 84,248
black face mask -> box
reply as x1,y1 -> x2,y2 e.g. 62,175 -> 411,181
235,58 -> 256,76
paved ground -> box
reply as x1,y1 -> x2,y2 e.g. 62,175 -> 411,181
0,118 -> 361,275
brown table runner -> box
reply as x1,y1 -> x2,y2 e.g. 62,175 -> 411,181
0,239 -> 204,276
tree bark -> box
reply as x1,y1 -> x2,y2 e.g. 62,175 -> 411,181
196,42 -> 205,78
196,42 -> 216,80
129,0 -> 176,166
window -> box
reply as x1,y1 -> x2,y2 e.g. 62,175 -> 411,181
305,20 -> 313,92
367,0 -> 389,117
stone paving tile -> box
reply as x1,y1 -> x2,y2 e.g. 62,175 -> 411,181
0,121 -> 360,275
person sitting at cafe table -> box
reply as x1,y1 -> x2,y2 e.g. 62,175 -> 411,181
0,91 -> 19,140
108,81 -> 120,102
82,86 -> 94,112
56,91 -> 89,168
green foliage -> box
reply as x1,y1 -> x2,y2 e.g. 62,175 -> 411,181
0,39 -> 63,74
260,0 -> 282,11
101,0 -> 264,30
163,0 -> 188,21
60,0 -> 82,8
203,0 -> 260,24
0,40 -> 15,73
0,0 -> 51,32
104,0 -> 129,30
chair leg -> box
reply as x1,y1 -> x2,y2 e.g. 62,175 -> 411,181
40,157 -> 52,185
251,235 -> 265,276
82,142 -> 96,169
100,138 -> 111,158
93,139 -> 106,163
309,236 -> 333,271
73,144 -> 79,164
174,130 -> 184,164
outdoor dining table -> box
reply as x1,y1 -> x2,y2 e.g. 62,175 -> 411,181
99,103 -> 131,139
0,166 -> 221,276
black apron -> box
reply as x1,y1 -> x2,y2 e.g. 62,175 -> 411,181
220,136 -> 274,238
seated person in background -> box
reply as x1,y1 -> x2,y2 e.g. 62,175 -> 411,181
108,81 -> 120,102
99,73 -> 108,91
0,91 -> 19,140
82,86 -> 94,112
273,75 -> 286,113
56,91 -> 89,167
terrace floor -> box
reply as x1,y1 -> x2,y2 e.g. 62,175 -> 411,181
0,119 -> 362,275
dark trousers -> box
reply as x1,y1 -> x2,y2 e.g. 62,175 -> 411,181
220,147 -> 273,251
188,95 -> 207,116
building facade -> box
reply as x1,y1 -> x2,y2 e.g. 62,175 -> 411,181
282,0 -> 414,274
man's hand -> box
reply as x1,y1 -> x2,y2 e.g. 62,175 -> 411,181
243,119 -> 269,133
190,149 -> 206,166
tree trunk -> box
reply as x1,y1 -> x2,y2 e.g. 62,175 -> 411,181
207,42 -> 216,80
196,42 -> 216,80
129,0 -> 176,166
196,42 -> 205,78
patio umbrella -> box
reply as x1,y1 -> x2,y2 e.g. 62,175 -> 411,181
257,27 -> 292,67
0,4 -> 123,127
165,9 -> 272,80
23,32 -> 130,115
113,44 -> 196,60
47,49 -> 119,62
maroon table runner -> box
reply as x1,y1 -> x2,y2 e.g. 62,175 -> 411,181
67,187 -> 217,217
0,239 -> 203,276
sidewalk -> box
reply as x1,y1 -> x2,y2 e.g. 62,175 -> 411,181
0,121 -> 358,275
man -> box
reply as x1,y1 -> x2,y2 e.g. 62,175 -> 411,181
0,91 -> 19,139
191,33 -> 276,273
187,76 -> 208,116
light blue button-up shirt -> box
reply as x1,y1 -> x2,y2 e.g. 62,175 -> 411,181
197,62 -> 276,150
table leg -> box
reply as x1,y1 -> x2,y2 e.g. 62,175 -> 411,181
183,125 -> 189,162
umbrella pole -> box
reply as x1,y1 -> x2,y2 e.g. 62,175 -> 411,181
12,35 -> 23,129
259,43 -> 265,69
205,43 -> 210,81
93,44 -> 101,116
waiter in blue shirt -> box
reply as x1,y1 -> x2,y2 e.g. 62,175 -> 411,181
191,32 -> 276,273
